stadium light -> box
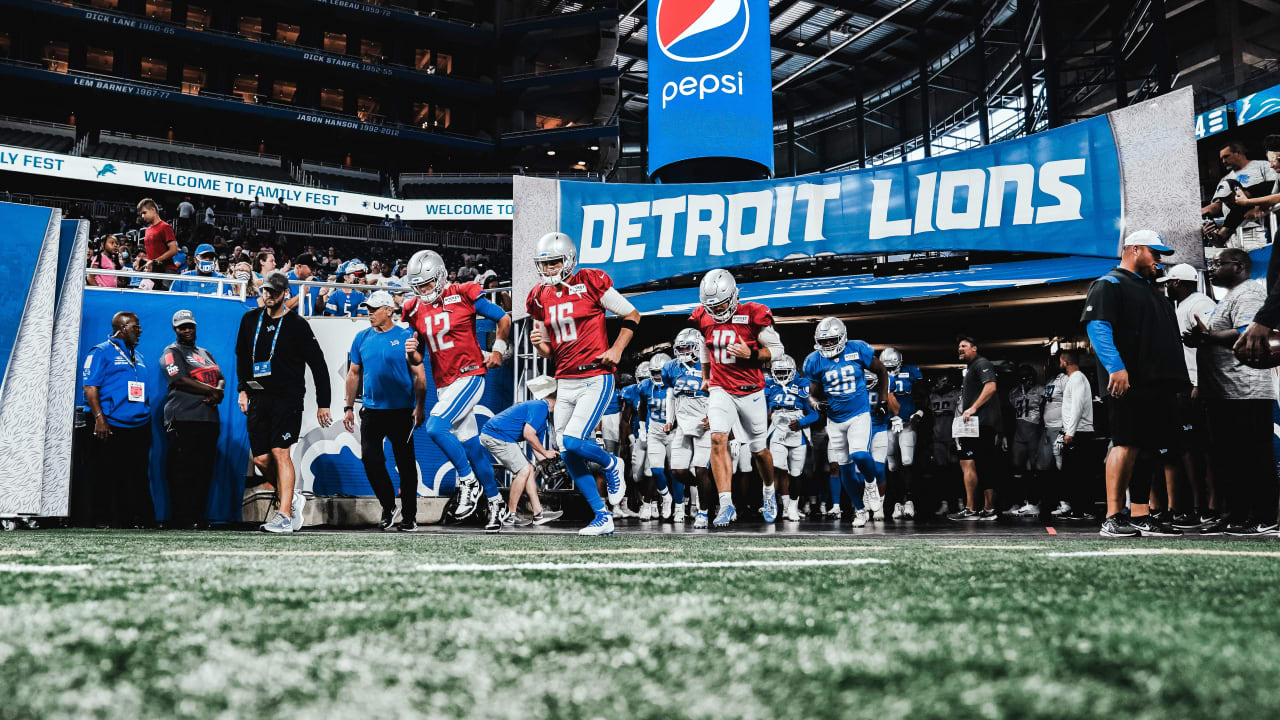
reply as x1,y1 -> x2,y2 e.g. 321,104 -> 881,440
547,150 -> 556,156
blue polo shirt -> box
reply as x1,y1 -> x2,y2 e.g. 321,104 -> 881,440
288,270 -> 323,316
170,270 -> 230,295
483,399 -> 550,443
325,289 -> 368,317
82,337 -> 151,427
349,325 -> 415,409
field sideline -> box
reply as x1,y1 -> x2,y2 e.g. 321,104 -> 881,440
1,530 -> 1277,719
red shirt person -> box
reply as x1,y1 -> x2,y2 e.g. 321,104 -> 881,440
137,197 -> 179,275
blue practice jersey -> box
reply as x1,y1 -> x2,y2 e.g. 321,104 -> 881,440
887,366 -> 923,419
619,383 -> 644,435
802,340 -> 875,423
637,378 -> 669,425
765,377 -> 811,416
662,360 -> 706,396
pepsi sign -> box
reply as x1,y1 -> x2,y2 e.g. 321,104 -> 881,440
648,0 -> 773,177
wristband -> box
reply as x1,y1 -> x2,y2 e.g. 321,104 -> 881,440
344,405 -> 354,413
749,348 -> 760,362
491,338 -> 509,356
620,318 -> 639,332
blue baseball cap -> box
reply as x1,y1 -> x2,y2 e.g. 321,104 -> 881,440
194,243 -> 216,257
1123,229 -> 1174,255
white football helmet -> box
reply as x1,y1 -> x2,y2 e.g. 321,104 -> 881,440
636,361 -> 650,380
406,249 -> 448,303
673,328 -> 703,365
771,354 -> 796,385
880,347 -> 903,373
699,268 -> 739,323
649,352 -> 671,382
814,317 -> 847,359
534,232 -> 577,286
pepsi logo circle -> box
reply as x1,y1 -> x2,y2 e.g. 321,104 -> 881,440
656,0 -> 750,63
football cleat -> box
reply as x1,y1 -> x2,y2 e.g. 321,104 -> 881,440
660,492 -> 673,522
903,500 -> 916,519
578,511 -> 616,536
852,509 -> 869,527
891,503 -> 905,520
712,504 -> 737,528
1050,501 -> 1072,517
639,502 -> 653,521
762,494 -> 778,524
604,456 -> 626,506
693,511 -> 709,529
863,484 -> 883,515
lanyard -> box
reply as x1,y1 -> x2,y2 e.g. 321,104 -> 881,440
253,309 -> 284,364
109,338 -> 139,376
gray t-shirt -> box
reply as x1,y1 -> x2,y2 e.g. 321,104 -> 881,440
162,341 -> 223,426
1198,282 -> 1271,400
962,355 -> 1002,428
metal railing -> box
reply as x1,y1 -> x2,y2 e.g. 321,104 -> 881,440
98,130 -> 281,165
400,171 -> 599,182
210,213 -> 509,251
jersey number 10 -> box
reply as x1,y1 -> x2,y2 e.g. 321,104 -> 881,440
711,329 -> 737,365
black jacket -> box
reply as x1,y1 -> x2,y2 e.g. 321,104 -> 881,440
235,308 -> 331,407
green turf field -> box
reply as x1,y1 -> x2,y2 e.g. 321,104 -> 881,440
1,531 -> 1278,719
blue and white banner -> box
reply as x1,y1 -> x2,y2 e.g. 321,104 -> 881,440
1195,81 -> 1280,139
560,114 -> 1123,289
647,0 -> 773,176
0,144 -> 512,221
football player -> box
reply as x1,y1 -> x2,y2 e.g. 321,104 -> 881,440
617,365 -> 649,518
691,269 -> 784,527
880,347 -> 926,520
803,317 -> 898,528
641,353 -> 682,521
1007,364 -> 1045,517
928,372 -> 963,515
1040,362 -> 1070,517
865,365 -> 890,519
665,328 -> 713,528
766,354 -> 818,522
527,232 -> 640,536
403,249 -> 511,526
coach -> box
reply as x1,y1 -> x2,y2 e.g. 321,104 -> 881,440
1082,230 -> 1189,538
236,271 -> 332,534
342,291 -> 425,532
162,310 -> 225,529
82,311 -> 155,528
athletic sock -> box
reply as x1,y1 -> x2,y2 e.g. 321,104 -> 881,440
839,464 -> 865,511
718,491 -> 734,509
562,453 -> 605,513
762,484 -> 776,500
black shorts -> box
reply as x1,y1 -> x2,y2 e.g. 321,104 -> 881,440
247,394 -> 303,457
1107,386 -> 1181,453
1175,390 -> 1208,451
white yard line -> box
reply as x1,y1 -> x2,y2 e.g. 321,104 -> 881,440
416,558 -> 891,573
723,545 -> 898,552
0,563 -> 90,574
1044,548 -> 1280,558
941,544 -> 1049,550
481,548 -> 677,557
0,550 -> 39,556
160,550 -> 395,557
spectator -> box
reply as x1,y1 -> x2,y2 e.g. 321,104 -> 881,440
286,253 -> 324,316
250,195 -> 265,218
1183,249 -> 1277,535
1234,134 -> 1280,363
89,234 -> 129,288
482,375 -> 563,527
948,336 -> 1001,521
1056,350 -> 1100,520
341,291 -> 426,531
137,198 -> 179,283
276,198 -> 289,217
253,250 -> 276,277
484,275 -> 511,312
162,310 -> 225,529
1158,263 -> 1217,524
82,312 -> 155,528
204,204 -> 216,226
324,261 -> 368,317
170,243 -> 231,295
235,271 -> 333,534
1083,230 -> 1188,538
366,260 -> 385,285
231,260 -> 262,309
1202,140 -> 1277,250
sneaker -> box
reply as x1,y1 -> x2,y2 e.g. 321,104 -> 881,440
817,502 -> 830,518
1225,521 -> 1280,537
852,509 -> 869,527
977,509 -> 998,521
903,500 -> 916,520
614,501 -> 639,519
1068,510 -> 1098,522
1199,520 -> 1228,535
578,511 -> 616,536
1012,503 -> 1040,517
660,492 -> 674,522
604,455 -> 626,506
500,509 -> 520,528
827,505 -> 842,520
260,511 -> 293,534
532,509 -> 563,526
1050,501 -> 1072,517
693,511 -> 709,529
639,502 -> 653,521
397,519 -> 418,532
1100,514 -> 1139,537
291,492 -> 305,531
1005,504 -> 1023,515
762,494 -> 778,524
1129,515 -> 1181,537
1199,511 -> 1223,526
485,501 -> 508,533
712,504 -> 737,528
379,506 -> 400,531
453,476 -> 482,521
935,500 -> 950,516
891,502 -> 905,520
948,508 -> 980,521
784,498 -> 801,522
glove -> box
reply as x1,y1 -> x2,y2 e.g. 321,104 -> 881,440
809,396 -> 827,413
890,416 -> 903,433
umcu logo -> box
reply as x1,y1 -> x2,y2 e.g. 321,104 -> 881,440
362,200 -> 405,213
655,0 -> 750,62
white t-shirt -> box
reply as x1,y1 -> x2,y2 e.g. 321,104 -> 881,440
177,201 -> 194,219
250,201 -> 264,217
1174,291 -> 1217,387
1213,160 -> 1279,231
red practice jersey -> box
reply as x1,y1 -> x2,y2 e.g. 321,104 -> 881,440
690,301 -> 774,396
404,282 -> 486,388
526,268 -> 614,379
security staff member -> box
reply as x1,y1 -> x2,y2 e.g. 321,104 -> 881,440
1082,230 -> 1190,538
162,310 -> 225,529
342,291 -> 427,531
235,271 -> 333,534
83,311 -> 155,528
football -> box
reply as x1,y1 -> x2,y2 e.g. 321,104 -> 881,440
1235,330 -> 1280,369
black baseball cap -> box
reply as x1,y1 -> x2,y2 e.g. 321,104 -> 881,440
293,253 -> 317,269
262,271 -> 290,295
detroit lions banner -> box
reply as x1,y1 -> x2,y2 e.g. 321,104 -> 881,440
513,88 -> 1201,309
